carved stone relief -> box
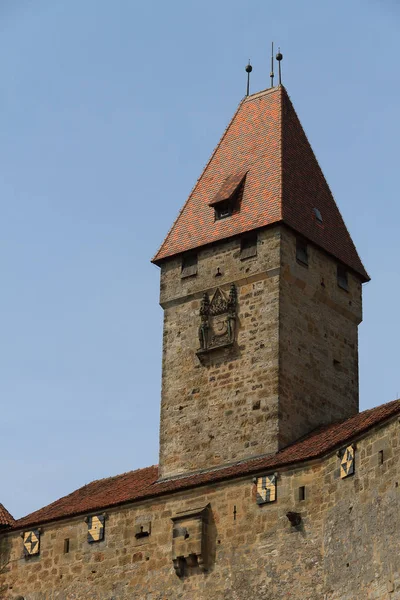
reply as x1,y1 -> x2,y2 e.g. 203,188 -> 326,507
23,530 -> 40,557
256,474 -> 277,505
339,445 -> 355,478
171,504 -> 210,577
86,515 -> 105,543
197,284 -> 237,354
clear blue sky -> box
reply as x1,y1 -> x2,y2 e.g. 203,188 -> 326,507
1,1 -> 399,519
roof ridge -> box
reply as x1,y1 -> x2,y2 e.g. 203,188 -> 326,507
79,464 -> 157,487
16,465 -> 158,525
152,96 -> 246,263
243,86 -> 281,102
281,87 -> 370,278
278,84 -> 284,221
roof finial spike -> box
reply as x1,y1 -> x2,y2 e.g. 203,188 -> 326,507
270,42 -> 274,88
276,47 -> 283,85
245,59 -> 252,97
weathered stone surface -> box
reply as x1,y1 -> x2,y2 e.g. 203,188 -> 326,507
159,225 -> 362,478
1,417 -> 399,599
0,76 -> 384,599
278,226 -> 362,448
159,227 -> 281,479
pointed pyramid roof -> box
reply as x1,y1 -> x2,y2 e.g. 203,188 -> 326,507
153,86 -> 368,281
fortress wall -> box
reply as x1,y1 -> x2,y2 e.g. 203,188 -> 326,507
1,417 -> 399,599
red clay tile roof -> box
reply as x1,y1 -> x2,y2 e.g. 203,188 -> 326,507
0,503 -> 15,528
208,170 -> 248,206
12,399 -> 400,530
153,86 -> 369,281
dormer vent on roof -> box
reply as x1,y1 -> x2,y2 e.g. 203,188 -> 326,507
313,207 -> 323,224
208,170 -> 248,220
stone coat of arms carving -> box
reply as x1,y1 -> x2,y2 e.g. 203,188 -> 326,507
23,530 -> 40,557
87,514 -> 105,543
339,445 -> 355,479
198,284 -> 237,354
256,474 -> 277,505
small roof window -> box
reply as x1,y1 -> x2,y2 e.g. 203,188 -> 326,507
208,171 -> 248,207
215,202 -> 233,220
209,171 -> 248,221
313,207 -> 323,224
296,238 -> 308,266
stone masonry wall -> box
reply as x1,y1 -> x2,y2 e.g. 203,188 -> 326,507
158,223 -> 364,478
158,227 -> 281,479
278,226 -> 363,448
1,417 -> 399,599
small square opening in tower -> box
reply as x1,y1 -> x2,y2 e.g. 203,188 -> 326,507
337,265 -> 349,291
296,238 -> 308,266
240,233 -> 257,259
181,252 -> 198,278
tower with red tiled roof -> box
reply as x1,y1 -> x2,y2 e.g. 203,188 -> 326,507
154,85 -> 368,480
2,76 -> 400,600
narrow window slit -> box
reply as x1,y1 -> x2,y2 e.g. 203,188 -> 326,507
296,238 -> 308,266
337,265 -> 349,291
299,486 -> 306,501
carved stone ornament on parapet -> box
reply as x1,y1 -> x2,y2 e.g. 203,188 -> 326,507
197,284 -> 237,356
171,504 -> 210,578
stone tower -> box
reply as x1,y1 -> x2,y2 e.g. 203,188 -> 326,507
153,86 -> 369,480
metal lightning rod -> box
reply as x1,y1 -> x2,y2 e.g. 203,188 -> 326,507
270,42 -> 274,88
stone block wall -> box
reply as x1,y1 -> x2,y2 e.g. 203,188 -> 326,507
1,417 -> 399,599
158,227 -> 281,479
158,223 -> 364,478
278,226 -> 363,448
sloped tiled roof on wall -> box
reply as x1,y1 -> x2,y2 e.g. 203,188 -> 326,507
0,503 -> 16,528
153,86 -> 369,281
13,398 -> 400,530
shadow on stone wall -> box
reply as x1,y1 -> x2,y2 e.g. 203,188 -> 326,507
206,506 -> 218,575
0,534 -> 12,598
